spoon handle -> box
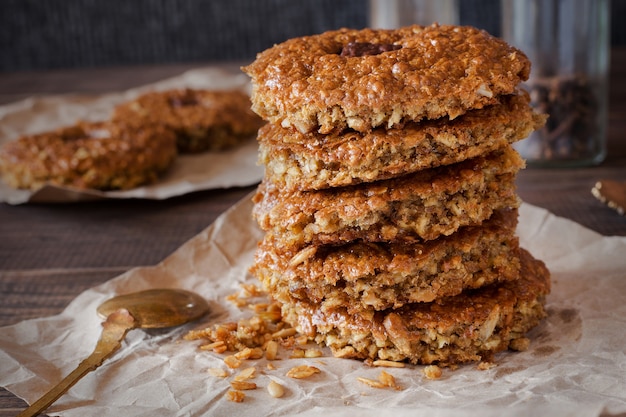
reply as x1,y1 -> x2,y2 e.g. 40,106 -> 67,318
17,309 -> 136,417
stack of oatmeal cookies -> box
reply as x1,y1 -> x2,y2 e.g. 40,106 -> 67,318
244,24 -> 551,366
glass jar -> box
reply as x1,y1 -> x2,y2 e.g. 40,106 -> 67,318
369,0 -> 459,29
501,0 -> 610,167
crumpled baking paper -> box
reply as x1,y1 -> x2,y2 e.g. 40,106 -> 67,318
0,67 -> 263,204
1,197 -> 625,417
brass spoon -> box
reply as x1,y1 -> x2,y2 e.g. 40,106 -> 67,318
17,288 -> 209,417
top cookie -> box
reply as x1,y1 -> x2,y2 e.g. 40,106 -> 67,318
242,24 -> 530,134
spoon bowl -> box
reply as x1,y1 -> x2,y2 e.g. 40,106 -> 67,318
18,288 -> 209,417
97,288 -> 209,328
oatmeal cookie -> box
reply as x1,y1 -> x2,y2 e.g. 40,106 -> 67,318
252,208 -> 521,313
253,147 -> 524,247
258,92 -> 544,191
242,24 -> 530,133
112,89 -> 264,153
279,248 -> 550,366
0,121 -> 177,190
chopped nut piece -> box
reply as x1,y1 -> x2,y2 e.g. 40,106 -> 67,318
357,370 -> 401,390
477,361 -> 497,371
224,355 -> 242,369
240,283 -> 264,297
251,302 -> 269,312
200,341 -> 226,351
258,309 -> 282,323
357,377 -> 387,389
290,348 -> 305,358
234,367 -> 256,381
289,246 -> 317,267
267,301 -> 282,314
280,335 -> 297,349
266,362 -> 277,370
207,368 -> 229,378
476,83 -> 493,98
333,346 -> 356,358
286,365 -> 321,379
226,390 -> 245,402
230,380 -> 257,390
423,365 -> 443,380
250,347 -> 265,359
267,380 -> 285,398
272,328 -> 297,339
235,347 -> 254,360
213,344 -> 227,354
378,370 -> 397,388
295,335 -> 309,345
183,329 -> 209,340
225,293 -> 247,307
265,340 -> 279,360
372,360 -> 405,368
304,348 -> 323,358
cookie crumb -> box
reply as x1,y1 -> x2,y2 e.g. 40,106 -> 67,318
226,390 -> 245,402
423,365 -> 443,380
509,337 -> 531,352
477,361 -> 498,371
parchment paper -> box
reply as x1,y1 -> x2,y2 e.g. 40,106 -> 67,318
0,67 -> 263,204
1,196 -> 625,417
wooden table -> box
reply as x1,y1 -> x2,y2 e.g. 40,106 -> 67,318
1,50 -> 625,416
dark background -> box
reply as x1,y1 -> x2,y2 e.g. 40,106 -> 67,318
0,0 -> 624,72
